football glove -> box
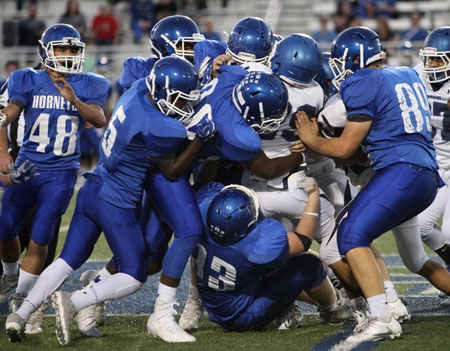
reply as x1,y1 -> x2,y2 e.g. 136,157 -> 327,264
8,160 -> 39,184
188,115 -> 217,142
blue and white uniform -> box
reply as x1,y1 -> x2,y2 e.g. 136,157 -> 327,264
337,67 -> 440,254
0,69 -> 109,245
194,40 -> 227,86
192,182 -> 327,330
118,56 -> 158,92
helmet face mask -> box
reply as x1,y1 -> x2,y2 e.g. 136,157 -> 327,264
150,15 -> 205,60
207,184 -> 260,245
419,27 -> 450,84
38,24 -> 85,74
315,53 -> 338,99
232,72 -> 289,134
146,56 -> 200,125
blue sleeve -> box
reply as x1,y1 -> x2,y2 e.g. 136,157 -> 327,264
246,219 -> 289,266
140,117 -> 187,158
7,69 -> 33,106
218,64 -> 248,77
119,57 -> 155,92
194,40 -> 227,71
340,69 -> 379,119
84,73 -> 110,107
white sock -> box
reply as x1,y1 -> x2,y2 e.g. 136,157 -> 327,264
17,258 -> 73,320
1,260 -> 19,276
367,294 -> 391,323
157,282 -> 177,301
84,267 -> 112,290
384,280 -> 399,303
15,269 -> 39,294
71,272 -> 141,311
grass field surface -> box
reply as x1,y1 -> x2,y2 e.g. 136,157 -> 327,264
1,187 -> 449,350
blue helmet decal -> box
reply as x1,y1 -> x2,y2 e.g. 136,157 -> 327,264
207,185 -> 259,244
329,26 -> 386,89
232,71 -> 289,134
150,15 -> 205,60
226,17 -> 273,64
146,56 -> 200,125
38,23 -> 85,74
315,53 -> 338,99
419,26 -> 450,83
270,33 -> 322,87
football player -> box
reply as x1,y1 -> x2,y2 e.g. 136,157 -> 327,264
0,23 -> 108,314
191,180 -> 350,331
297,26 -> 446,348
5,56 -> 209,345
415,27 -> 450,306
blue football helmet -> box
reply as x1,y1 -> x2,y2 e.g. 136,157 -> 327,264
270,33 -> 322,87
419,27 -> 450,83
146,56 -> 200,125
93,56 -> 110,75
150,15 -> 205,60
207,185 -> 260,244
329,26 -> 386,89
226,17 -> 273,64
315,53 -> 338,99
38,23 -> 85,74
232,71 -> 288,134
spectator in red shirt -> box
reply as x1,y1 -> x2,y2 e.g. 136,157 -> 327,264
91,4 -> 119,46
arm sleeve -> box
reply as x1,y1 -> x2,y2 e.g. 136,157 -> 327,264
340,70 -> 378,119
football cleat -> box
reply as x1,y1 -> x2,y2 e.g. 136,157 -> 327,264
0,272 -> 19,303
25,300 -> 48,334
52,291 -> 77,346
6,312 -> 27,342
319,290 -> 353,325
77,269 -> 103,336
332,314 -> 402,350
147,297 -> 196,342
388,298 -> 411,323
9,292 -> 26,313
95,302 -> 107,326
179,287 -> 204,331
276,303 -> 303,330
438,290 -> 450,306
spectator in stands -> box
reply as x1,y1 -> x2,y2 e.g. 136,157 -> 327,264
18,3 -> 46,46
131,0 -> 155,44
59,1 -> 88,41
367,0 -> 397,19
0,61 -> 19,89
155,0 -> 177,22
377,16 -> 395,57
181,0 -> 200,20
333,0 -> 352,33
312,17 -> 336,44
91,4 -> 120,46
401,10 -> 428,43
202,19 -> 221,41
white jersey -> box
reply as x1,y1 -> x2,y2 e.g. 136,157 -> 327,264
242,81 -> 324,188
414,63 -> 450,169
1,88 -> 25,148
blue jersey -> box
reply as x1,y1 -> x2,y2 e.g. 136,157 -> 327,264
194,40 -> 227,86
194,65 -> 260,162
92,78 -> 187,208
8,69 -> 109,171
192,182 -> 289,324
340,67 -> 438,171
118,56 -> 158,92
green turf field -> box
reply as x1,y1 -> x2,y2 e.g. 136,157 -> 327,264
1,188 -> 449,351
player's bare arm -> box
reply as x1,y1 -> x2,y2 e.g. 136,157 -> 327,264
0,128 -> 13,172
240,149 -> 303,180
0,102 -> 21,129
296,110 -> 371,160
53,77 -> 106,128
211,54 -> 232,79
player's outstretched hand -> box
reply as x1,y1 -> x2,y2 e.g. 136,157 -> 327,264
54,78 -> 77,103
8,160 -> 39,184
304,177 -> 318,196
189,116 -> 217,142
295,111 -> 319,146
212,54 -> 232,78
